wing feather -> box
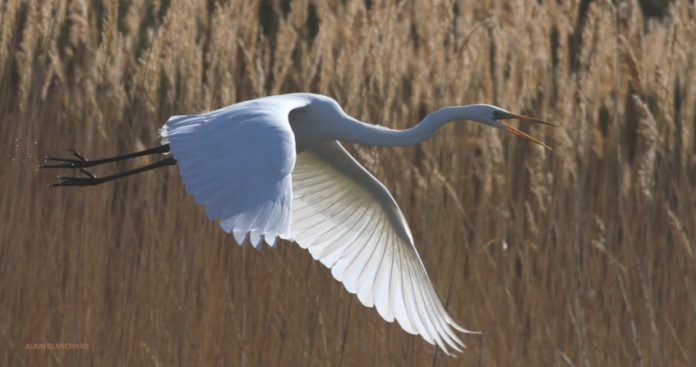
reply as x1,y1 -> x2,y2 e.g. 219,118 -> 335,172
372,229 -> 395,321
356,222 -> 388,306
162,95 -> 310,248
291,141 -> 474,354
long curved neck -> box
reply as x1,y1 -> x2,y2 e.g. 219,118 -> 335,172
333,106 -> 484,147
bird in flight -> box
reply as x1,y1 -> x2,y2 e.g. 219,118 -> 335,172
42,93 -> 556,355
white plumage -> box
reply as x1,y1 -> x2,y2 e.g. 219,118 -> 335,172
292,141 -> 470,352
161,96 -> 306,247
157,93 -> 554,354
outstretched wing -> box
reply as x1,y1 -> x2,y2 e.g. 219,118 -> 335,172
161,96 -> 309,248
291,141 -> 475,354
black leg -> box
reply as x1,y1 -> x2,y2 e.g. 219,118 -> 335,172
50,157 -> 177,187
41,144 -> 171,169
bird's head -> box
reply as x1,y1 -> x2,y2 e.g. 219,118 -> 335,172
468,104 -> 558,150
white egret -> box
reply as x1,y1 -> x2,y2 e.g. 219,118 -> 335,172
42,93 -> 555,355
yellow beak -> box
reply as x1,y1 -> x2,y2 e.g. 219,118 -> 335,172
497,112 -> 558,150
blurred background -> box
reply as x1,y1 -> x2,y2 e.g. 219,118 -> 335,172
2,0 -> 695,365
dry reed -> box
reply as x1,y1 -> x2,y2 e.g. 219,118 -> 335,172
1,0 -> 695,366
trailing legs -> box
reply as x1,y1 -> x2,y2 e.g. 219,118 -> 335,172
41,144 -> 176,187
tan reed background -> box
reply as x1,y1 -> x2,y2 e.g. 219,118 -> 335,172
2,0 -> 695,365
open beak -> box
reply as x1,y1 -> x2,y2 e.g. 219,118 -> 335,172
496,112 -> 558,150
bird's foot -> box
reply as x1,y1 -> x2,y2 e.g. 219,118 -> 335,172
40,149 -> 94,169
50,169 -> 103,187
40,149 -> 106,186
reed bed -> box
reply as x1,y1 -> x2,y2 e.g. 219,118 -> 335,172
1,0 -> 695,365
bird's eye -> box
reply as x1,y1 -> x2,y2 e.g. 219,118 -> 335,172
492,111 -> 502,119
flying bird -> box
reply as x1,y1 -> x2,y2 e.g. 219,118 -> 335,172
41,93 -> 556,355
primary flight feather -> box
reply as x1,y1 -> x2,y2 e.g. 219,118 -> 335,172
42,93 -> 556,355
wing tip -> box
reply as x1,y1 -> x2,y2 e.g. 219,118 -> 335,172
450,320 -> 481,335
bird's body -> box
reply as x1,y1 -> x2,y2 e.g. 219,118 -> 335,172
160,93 -> 473,352
43,93 -> 555,355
